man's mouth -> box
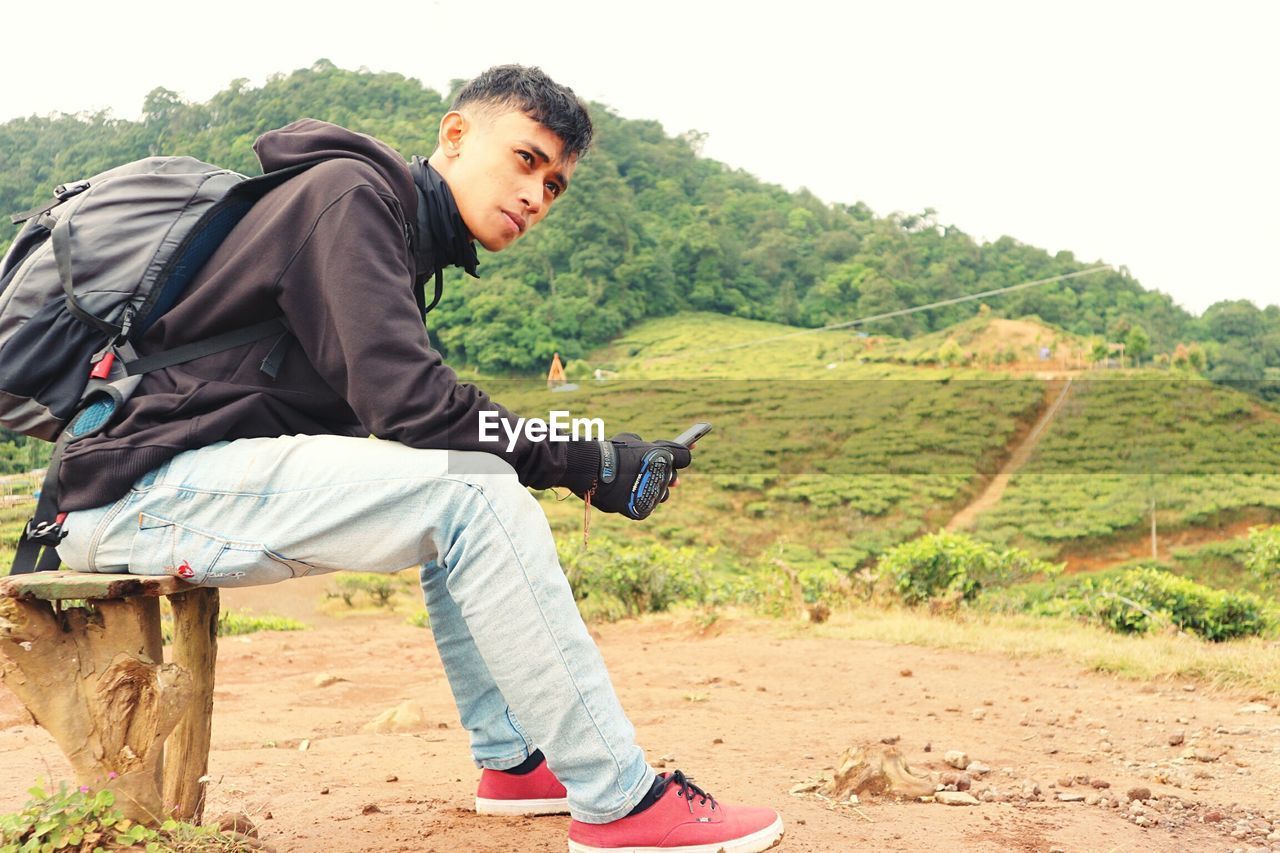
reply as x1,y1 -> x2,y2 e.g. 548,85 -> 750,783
503,210 -> 525,235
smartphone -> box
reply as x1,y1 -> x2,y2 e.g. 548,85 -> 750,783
672,422 -> 713,447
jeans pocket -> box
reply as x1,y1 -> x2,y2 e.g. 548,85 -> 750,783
130,512 -> 316,587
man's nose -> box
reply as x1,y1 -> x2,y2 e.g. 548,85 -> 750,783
519,176 -> 543,214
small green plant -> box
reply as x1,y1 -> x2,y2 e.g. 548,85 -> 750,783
879,531 -> 1061,606
331,573 -> 397,608
0,781 -> 258,852
406,610 -> 431,629
160,610 -> 305,644
217,611 -> 306,637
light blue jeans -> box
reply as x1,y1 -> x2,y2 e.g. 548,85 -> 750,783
55,434 -> 654,823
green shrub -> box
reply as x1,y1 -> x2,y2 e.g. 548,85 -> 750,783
879,532 -> 1061,606
0,781 -> 258,851
1071,566 -> 1271,641
560,537 -> 708,619
1245,525 -> 1280,587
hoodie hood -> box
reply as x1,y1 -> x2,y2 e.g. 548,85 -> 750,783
254,118 -> 419,225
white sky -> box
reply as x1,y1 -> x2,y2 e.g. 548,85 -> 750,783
4,0 -> 1277,315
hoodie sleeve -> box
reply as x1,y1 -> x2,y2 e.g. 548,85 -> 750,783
274,181 -> 599,492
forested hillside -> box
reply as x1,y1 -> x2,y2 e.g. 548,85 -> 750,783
2,59 -> 1278,380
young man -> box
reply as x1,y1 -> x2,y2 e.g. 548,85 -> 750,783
53,66 -> 782,851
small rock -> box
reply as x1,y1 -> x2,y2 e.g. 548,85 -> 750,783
1086,794 -> 1101,806
1134,815 -> 1152,827
712,738 -> 723,745
899,668 -> 913,677
936,791 -> 980,806
923,742 -> 932,753
214,813 -> 258,838
1057,777 -> 1074,788
1168,731 -> 1185,746
313,673 -> 347,688
1058,793 -> 1086,802
1195,748 -> 1220,763
385,774 -> 398,783
971,708 -> 987,721
361,701 -> 427,734
1127,787 -> 1151,802
966,761 -> 991,776
1091,779 -> 1110,789
940,772 -> 972,791
944,751 -> 969,769
360,803 -> 381,815
880,735 -> 901,745
319,786 -> 329,795
1204,810 -> 1226,823
1237,702 -> 1271,714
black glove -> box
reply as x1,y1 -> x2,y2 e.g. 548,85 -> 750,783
588,432 -> 693,520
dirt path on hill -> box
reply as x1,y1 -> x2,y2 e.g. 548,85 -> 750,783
946,378 -> 1074,533
2,610 -> 1277,852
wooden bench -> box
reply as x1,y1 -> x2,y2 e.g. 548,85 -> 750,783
0,572 -> 219,824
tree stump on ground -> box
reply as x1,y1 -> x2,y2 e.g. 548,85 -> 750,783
0,573 -> 219,824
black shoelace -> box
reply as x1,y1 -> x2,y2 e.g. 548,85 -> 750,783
664,770 -> 718,813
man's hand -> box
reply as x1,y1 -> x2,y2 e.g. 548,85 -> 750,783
587,433 -> 693,520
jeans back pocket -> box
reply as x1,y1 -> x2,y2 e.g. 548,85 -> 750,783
130,512 -> 315,587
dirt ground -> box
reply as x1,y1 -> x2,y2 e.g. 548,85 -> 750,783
2,582 -> 1278,852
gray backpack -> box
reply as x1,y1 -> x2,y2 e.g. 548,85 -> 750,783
1,155 -> 319,573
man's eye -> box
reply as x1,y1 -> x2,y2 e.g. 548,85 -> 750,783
517,150 -> 534,164
546,182 -> 561,198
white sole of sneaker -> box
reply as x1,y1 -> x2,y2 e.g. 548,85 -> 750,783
567,814 -> 784,853
475,796 -> 571,816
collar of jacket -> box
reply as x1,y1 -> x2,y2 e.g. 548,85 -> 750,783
408,156 -> 479,312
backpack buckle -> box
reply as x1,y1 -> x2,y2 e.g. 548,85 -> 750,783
54,180 -> 90,201
23,517 -> 66,546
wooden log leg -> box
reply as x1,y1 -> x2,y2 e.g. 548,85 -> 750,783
0,596 -> 192,825
163,587 -> 219,823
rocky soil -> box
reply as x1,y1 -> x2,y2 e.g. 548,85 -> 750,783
1,601 -> 1277,852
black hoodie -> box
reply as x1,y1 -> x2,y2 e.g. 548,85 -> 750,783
57,119 -> 598,511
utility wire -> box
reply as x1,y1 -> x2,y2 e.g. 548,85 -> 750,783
647,265 -> 1113,361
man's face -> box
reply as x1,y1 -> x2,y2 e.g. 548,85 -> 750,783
432,107 -> 577,252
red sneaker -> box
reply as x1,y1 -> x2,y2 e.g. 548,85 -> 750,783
475,754 -> 570,816
568,771 -> 783,853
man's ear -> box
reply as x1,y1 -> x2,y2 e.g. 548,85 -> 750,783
437,110 -> 467,158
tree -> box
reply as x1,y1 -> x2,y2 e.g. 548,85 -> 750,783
1208,342 -> 1265,383
1125,325 -> 1150,365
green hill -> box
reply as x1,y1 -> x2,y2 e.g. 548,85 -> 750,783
3,60 -> 1279,382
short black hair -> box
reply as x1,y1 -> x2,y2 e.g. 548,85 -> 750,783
453,65 -> 593,161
